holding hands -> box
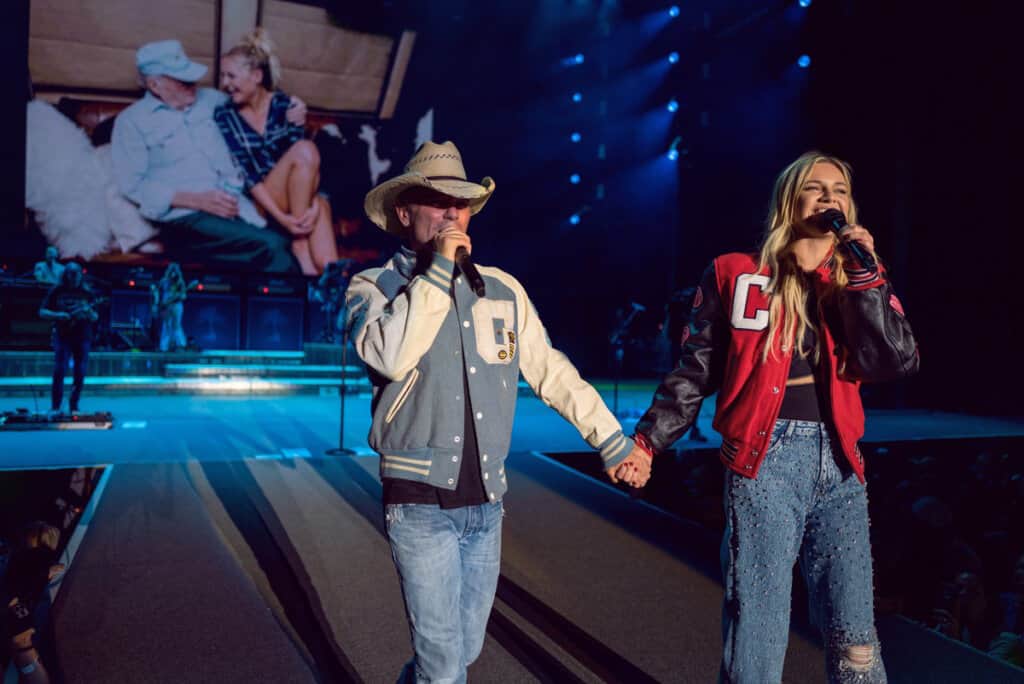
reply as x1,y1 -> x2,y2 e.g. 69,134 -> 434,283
606,442 -> 653,488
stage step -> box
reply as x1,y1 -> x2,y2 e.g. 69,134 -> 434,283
0,349 -> 307,378
0,375 -> 538,398
0,375 -> 373,396
163,363 -> 362,380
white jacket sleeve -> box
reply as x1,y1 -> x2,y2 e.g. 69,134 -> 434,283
498,271 -> 634,468
346,254 -> 454,382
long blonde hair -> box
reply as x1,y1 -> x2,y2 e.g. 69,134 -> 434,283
225,28 -> 281,90
757,151 -> 860,362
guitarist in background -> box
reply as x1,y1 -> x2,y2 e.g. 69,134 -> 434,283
39,263 -> 98,414
156,263 -> 198,352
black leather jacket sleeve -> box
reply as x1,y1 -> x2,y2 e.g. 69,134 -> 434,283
834,277 -> 920,382
636,263 -> 727,451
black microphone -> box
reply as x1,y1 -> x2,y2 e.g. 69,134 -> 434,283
455,247 -> 486,297
821,209 -> 877,272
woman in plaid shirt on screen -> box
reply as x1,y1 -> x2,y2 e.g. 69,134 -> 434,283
214,29 -> 338,275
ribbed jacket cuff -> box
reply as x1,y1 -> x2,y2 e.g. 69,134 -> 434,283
843,265 -> 883,291
422,253 -> 455,292
599,431 -> 634,469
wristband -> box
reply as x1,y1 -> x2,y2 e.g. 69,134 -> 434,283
633,432 -> 655,458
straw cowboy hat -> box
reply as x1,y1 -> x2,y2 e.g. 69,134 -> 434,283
364,141 -> 495,234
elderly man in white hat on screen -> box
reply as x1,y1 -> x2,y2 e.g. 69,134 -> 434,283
111,39 -> 304,271
345,140 -> 654,683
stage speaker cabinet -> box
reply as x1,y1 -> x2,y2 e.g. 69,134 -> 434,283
183,293 -> 241,350
306,298 -> 333,343
0,282 -> 51,349
246,296 -> 304,350
108,289 -> 154,349
111,289 -> 154,326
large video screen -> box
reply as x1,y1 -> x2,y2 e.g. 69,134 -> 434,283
22,0 -> 432,276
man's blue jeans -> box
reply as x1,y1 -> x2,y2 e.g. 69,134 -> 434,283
52,333 -> 89,412
385,501 -> 503,684
720,419 -> 886,683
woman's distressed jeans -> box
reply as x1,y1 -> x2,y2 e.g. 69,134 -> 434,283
720,419 -> 886,683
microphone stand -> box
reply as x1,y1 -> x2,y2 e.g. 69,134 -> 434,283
608,306 -> 642,418
325,267 -> 357,457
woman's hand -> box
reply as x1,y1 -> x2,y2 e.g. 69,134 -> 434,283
286,96 -> 308,127
279,214 -> 315,236
251,183 -> 314,236
839,224 -> 876,256
296,199 -> 321,232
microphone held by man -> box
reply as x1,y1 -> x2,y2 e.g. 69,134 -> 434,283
455,246 -> 486,297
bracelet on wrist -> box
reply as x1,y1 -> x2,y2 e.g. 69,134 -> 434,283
633,432 -> 655,458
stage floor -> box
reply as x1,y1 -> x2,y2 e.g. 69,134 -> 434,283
6,391 -> 1024,682
2,389 -> 1023,470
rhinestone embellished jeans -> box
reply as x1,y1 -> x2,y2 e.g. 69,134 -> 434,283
720,419 -> 886,683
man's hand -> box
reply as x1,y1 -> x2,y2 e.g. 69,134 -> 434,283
183,190 -> 239,219
434,226 -> 471,262
287,96 -> 308,127
606,444 -> 652,488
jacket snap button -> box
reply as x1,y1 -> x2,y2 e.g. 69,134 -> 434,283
448,478 -> 455,485
452,456 -> 458,462
482,454 -> 488,462
758,430 -> 766,436
752,449 -> 759,456
454,436 -> 461,443
771,386 -> 780,394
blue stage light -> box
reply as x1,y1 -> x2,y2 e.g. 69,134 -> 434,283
572,92 -> 583,103
667,149 -> 679,161
569,214 -> 581,225
570,173 -> 581,185
668,52 -> 680,64
574,53 -> 585,64
666,99 -> 679,113
669,6 -> 680,18
799,0 -> 812,7
797,54 -> 811,68
570,132 -> 581,143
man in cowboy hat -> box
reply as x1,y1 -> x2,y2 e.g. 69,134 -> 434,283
112,39 -> 302,272
346,140 -> 653,682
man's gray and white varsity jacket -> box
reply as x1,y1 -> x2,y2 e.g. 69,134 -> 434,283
346,246 -> 634,502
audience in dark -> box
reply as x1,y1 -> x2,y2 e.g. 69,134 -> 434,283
645,440 -> 1024,668
1,467 -> 101,682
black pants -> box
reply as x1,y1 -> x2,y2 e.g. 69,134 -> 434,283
52,334 -> 89,412
159,212 -> 298,273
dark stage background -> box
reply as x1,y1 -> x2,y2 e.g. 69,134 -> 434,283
2,0 -> 1018,414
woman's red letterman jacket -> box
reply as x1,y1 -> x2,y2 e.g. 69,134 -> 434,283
635,250 -> 919,482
